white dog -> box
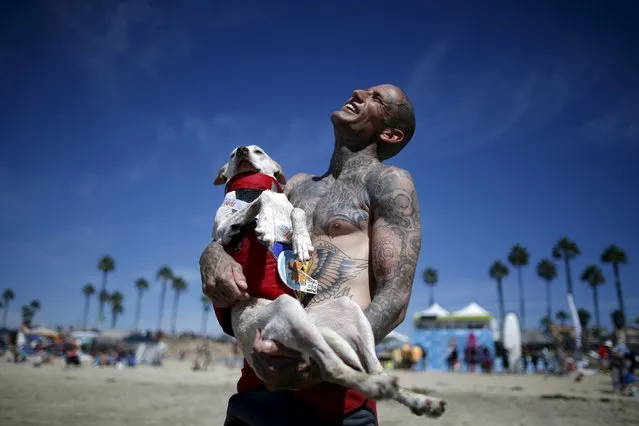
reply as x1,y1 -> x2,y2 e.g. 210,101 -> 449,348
212,145 -> 445,418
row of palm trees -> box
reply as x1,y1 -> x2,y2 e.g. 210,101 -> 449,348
84,256 -> 194,333
1,289 -> 41,328
541,307 -> 636,332
423,238 -> 633,338
489,239 -> 630,337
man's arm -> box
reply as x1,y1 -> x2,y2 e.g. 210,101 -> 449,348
366,166 -> 421,344
283,172 -> 310,197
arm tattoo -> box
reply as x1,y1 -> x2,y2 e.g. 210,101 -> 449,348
306,239 -> 369,304
364,167 -> 421,344
199,241 -> 238,303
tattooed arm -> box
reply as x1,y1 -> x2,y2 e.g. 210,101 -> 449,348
365,166 -> 421,344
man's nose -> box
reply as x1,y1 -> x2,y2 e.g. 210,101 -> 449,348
352,89 -> 366,101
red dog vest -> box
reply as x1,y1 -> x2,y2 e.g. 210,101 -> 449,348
213,172 -> 376,420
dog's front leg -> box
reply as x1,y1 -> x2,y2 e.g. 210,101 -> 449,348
291,208 -> 313,261
254,192 -> 278,247
214,198 -> 264,245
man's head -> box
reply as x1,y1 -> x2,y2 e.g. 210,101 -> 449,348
331,84 -> 415,160
213,145 -> 286,186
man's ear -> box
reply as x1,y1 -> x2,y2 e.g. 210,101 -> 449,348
273,161 -> 287,185
213,163 -> 228,186
380,128 -> 405,144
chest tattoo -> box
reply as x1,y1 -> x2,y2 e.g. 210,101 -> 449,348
304,239 -> 369,305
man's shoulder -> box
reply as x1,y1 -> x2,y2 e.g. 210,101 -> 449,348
366,164 -> 416,196
285,172 -> 313,193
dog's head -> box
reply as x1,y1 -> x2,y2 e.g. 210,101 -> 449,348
213,145 -> 286,186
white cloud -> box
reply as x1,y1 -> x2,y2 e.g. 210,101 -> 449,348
50,1 -> 266,95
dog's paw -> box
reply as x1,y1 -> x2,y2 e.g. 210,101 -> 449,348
293,233 -> 314,261
254,223 -> 275,247
410,396 -> 446,418
220,224 -> 241,245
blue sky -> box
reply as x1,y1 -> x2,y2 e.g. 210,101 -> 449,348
1,0 -> 638,337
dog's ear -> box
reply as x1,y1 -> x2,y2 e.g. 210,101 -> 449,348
273,161 -> 287,185
213,163 -> 228,186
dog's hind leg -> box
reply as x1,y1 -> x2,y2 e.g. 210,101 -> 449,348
257,295 -> 398,400
309,298 -> 446,418
318,327 -> 365,372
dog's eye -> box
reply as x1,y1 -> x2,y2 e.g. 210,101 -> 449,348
231,153 -> 235,157
255,150 -> 264,155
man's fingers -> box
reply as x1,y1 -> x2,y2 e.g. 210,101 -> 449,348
265,341 -> 303,358
232,265 -> 249,294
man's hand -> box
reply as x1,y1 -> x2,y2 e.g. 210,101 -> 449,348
251,330 -> 322,391
200,241 -> 250,307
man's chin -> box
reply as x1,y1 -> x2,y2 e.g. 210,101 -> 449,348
330,110 -> 353,125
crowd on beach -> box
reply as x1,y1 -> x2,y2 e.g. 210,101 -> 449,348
2,320 -> 636,398
598,338 -> 637,396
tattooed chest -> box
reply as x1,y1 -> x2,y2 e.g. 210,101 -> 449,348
311,184 -> 370,235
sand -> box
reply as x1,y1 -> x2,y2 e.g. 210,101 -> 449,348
1,358 -> 637,426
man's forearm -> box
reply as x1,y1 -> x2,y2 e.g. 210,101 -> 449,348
364,278 -> 412,344
365,219 -> 419,343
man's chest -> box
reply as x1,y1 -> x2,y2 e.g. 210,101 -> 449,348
289,177 -> 371,235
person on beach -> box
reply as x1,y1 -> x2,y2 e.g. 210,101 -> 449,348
201,84 -> 419,426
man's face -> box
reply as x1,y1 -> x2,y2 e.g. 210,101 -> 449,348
331,84 -> 406,142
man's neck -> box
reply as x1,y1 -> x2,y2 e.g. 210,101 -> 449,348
326,140 -> 379,178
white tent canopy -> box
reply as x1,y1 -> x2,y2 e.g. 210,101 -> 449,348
383,330 -> 410,343
416,303 -> 450,318
451,302 -> 492,318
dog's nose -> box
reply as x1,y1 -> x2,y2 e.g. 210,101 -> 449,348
237,146 -> 248,155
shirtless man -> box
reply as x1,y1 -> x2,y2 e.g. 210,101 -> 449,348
200,84 -> 420,426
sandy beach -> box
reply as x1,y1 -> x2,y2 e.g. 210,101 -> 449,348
1,359 -> 637,426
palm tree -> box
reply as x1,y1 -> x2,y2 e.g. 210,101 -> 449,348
580,264 -> 605,333
508,244 -> 530,329
577,308 -> 592,346
601,245 -> 628,340
539,316 -> 551,333
156,265 -> 174,331
556,310 -> 569,326
110,291 -> 124,328
82,283 -> 95,329
611,309 -> 625,331
489,260 -> 509,326
97,255 -> 116,329
552,237 -> 581,295
21,305 -> 35,327
423,267 -> 438,306
98,289 -> 111,327
134,278 -> 149,331
201,295 -> 211,336
2,289 -> 15,327
170,276 -> 188,335
577,308 -> 591,329
29,300 -> 40,324
536,259 -> 557,332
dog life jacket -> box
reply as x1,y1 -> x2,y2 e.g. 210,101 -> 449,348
213,171 -> 377,422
